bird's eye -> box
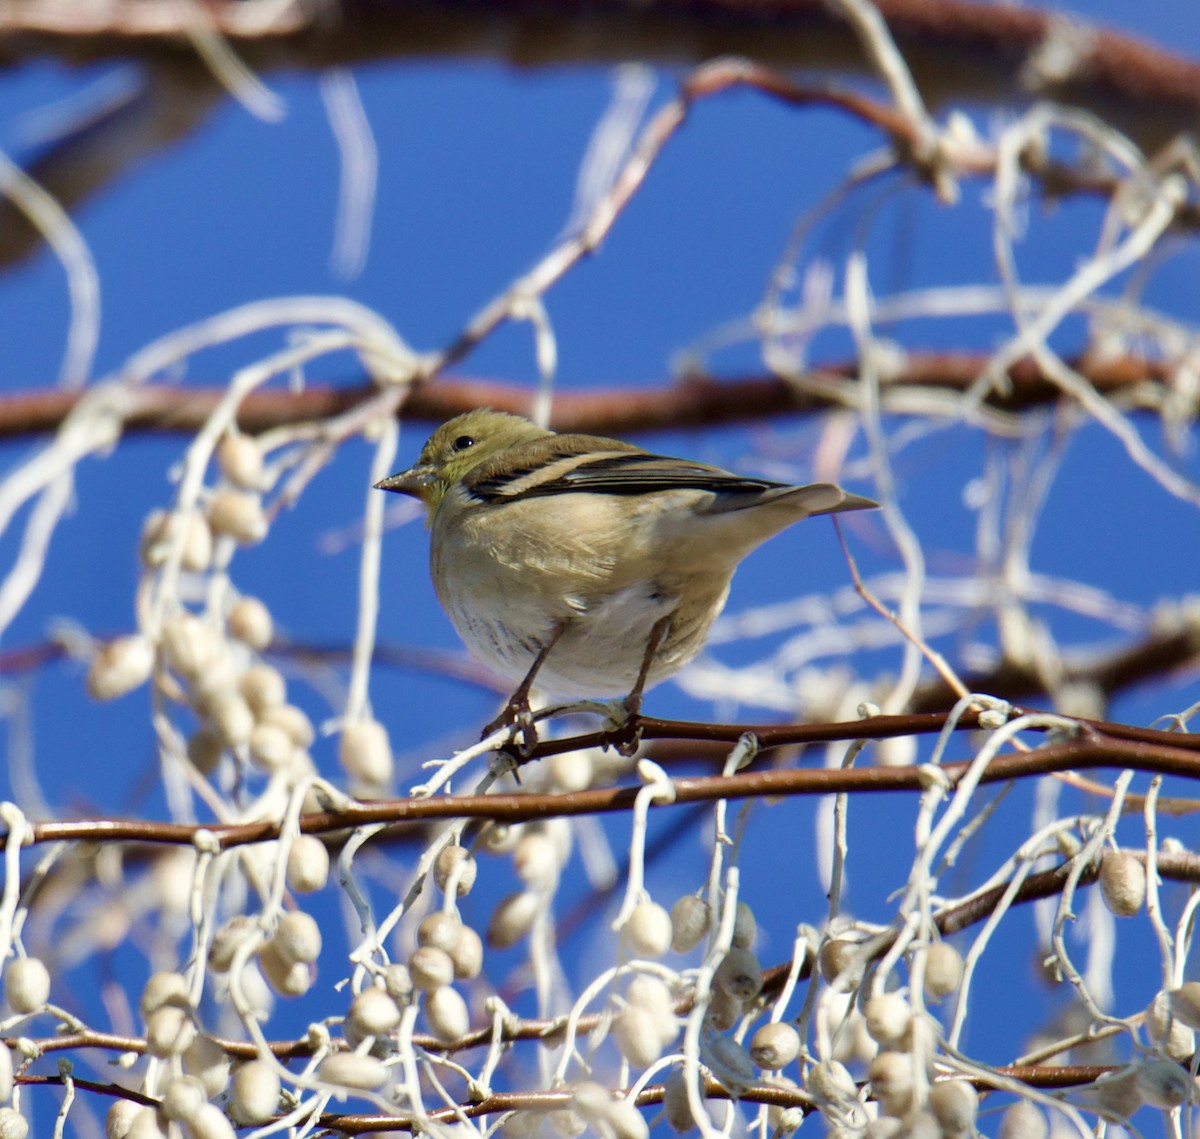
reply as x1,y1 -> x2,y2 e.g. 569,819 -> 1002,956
451,435 -> 476,453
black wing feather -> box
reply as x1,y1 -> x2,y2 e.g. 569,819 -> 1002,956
469,451 -> 791,502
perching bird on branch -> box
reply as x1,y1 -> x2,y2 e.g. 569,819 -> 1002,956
377,409 -> 876,744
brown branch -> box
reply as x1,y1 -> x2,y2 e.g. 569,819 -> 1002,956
19,847 -> 1198,1074
0,351 -> 1179,442
0,4 -> 1198,283
3,0 -> 1200,150
909,621 -> 1200,714
10,1053 -> 1141,1135
8,708 -> 1200,852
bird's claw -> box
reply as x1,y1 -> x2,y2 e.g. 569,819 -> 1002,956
483,699 -> 539,757
606,694 -> 644,757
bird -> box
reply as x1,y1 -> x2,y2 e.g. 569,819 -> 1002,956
376,409 -> 877,746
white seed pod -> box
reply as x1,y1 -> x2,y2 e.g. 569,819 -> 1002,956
922,942 -> 964,999
1134,1058 -> 1191,1109
1145,990 -> 1196,1059
928,1079 -> 979,1135
626,975 -> 677,1045
4,956 -> 50,1013
714,946 -> 762,1002
339,720 -> 394,789
348,986 -> 402,1037
806,1060 -> 858,1105
286,835 -> 329,894
138,509 -> 172,566
623,901 -> 672,958
513,832 -> 559,888
207,489 -> 267,545
704,986 -> 742,1032
0,1045 -> 11,1102
614,1004 -> 665,1068
669,895 -> 711,953
417,911 -> 463,954
499,1110 -> 541,1139
160,1075 -> 207,1122
865,993 -> 912,1046
819,939 -> 863,986
571,1081 -> 614,1127
208,916 -> 257,973
450,924 -> 484,980
105,1100 -> 145,1139
547,750 -> 594,792
124,1108 -> 166,1139
845,1009 -> 881,1067
230,1060 -> 280,1125
1095,1068 -> 1142,1118
217,434 -> 264,490
537,817 -> 574,868
763,1074 -> 803,1132
161,613 -> 221,680
179,514 -> 214,572
383,963 -> 413,1003
189,648 -> 238,709
240,664 -> 286,715
86,635 -> 155,701
1099,850 -> 1145,917
260,703 -> 314,748
487,891 -> 539,949
663,1068 -> 707,1133
869,1051 -> 915,1117
185,1102 -> 237,1139
433,846 -> 477,896
425,984 -> 470,1042
183,1034 -> 231,1098
750,1021 -> 800,1070
140,510 -> 212,572
0,1109 -> 27,1139
479,821 -> 524,855
409,946 -> 455,991
1168,981 -> 1200,1029
248,722 -> 293,772
187,727 -> 225,775
319,1052 -> 389,1091
604,1098 -> 649,1139
227,597 -> 273,651
896,1109 -> 941,1139
271,911 -> 322,965
731,901 -> 756,949
258,941 -> 311,998
207,689 -> 255,748
546,1110 -> 586,1138
874,734 -> 918,768
997,1099 -> 1047,1139
706,1034 -> 757,1093
294,753 -> 320,794
146,1005 -> 196,1058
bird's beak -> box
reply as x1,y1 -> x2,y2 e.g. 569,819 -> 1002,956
374,464 -> 435,500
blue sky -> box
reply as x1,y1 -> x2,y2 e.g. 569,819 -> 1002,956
0,4 -> 1198,1132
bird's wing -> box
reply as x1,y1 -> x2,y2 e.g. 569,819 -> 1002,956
465,440 -> 792,503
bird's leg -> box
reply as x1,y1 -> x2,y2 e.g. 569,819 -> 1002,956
615,614 -> 671,755
483,621 -> 566,754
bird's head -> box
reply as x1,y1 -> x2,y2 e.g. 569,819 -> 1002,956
375,409 -> 551,515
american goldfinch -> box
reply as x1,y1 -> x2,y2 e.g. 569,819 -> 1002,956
377,409 -> 876,737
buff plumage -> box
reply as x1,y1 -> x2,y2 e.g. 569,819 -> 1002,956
377,409 -> 876,731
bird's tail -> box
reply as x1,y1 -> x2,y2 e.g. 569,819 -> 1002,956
703,482 -> 878,518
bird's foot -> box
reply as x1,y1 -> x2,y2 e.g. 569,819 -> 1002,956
483,698 -> 539,757
605,693 -> 645,757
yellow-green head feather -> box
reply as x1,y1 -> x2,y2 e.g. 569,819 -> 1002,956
375,409 -> 552,516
